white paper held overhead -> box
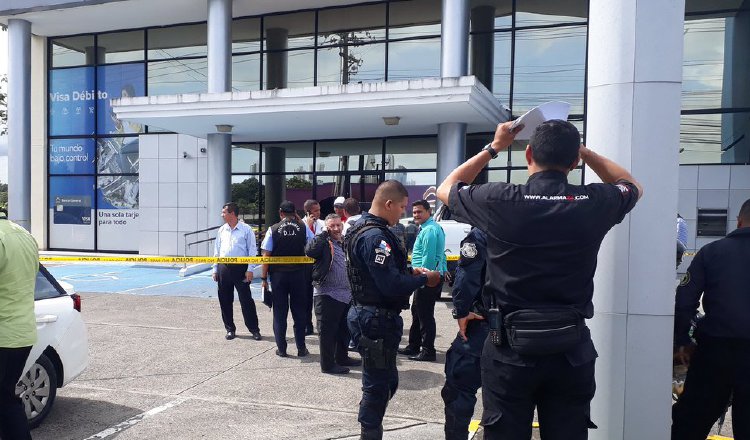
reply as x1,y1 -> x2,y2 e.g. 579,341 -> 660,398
510,101 -> 571,140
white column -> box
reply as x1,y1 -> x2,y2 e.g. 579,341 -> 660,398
7,19 -> 32,231
206,133 -> 231,225
438,0 -> 469,187
586,1 -> 685,439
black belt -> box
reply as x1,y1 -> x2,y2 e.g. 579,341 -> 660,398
353,303 -> 401,317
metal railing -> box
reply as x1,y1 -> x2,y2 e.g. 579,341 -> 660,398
183,225 -> 221,264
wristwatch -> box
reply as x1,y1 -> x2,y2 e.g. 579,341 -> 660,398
482,142 -> 498,159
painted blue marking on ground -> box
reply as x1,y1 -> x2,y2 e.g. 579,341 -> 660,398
46,264 -> 262,300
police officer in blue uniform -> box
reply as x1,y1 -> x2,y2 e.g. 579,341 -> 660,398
672,198 -> 750,440
442,226 -> 489,440
437,119 -> 643,440
345,180 -> 441,440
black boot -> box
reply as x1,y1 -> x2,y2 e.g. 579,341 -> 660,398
360,425 -> 383,440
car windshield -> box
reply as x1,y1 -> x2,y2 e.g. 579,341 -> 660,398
35,266 -> 65,301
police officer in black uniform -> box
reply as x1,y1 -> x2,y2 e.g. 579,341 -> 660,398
437,119 -> 643,439
671,198 -> 750,440
260,201 -> 315,358
441,226 -> 489,440
345,180 -> 441,440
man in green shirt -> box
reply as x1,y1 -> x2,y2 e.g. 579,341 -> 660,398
399,200 -> 447,362
0,217 -> 39,440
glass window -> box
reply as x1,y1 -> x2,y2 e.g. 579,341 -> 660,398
49,139 -> 96,175
685,0 -> 747,15
51,36 -> 94,68
386,137 -> 437,169
98,31 -> 145,64
233,18 -> 261,53
97,63 -> 146,135
232,144 -> 261,173
232,54 -> 261,91
388,38 -> 441,81
148,58 -> 208,95
148,24 -> 208,59
512,25 -> 587,115
49,176 -> 96,250
264,49 -> 315,88
35,271 -> 63,301
97,138 -> 139,175
680,112 -> 750,164
317,43 -> 386,85
316,174 -> 381,208
384,171 -> 437,203
97,175 -> 139,251
232,175 -> 263,226
389,0 -> 442,39
49,67 -> 96,136
264,11 -> 316,50
515,0 -> 588,26
318,4 -> 387,45
488,168 -> 510,183
263,142 -> 313,173
492,31 -> 512,105
509,168 -> 529,184
316,140 -> 383,172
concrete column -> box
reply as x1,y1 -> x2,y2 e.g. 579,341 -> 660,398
266,28 -> 289,89
263,147 -> 286,226
586,1 -> 685,438
84,46 -> 106,65
471,5 -> 495,90
207,0 -> 232,93
206,133 -> 231,226
7,19 -> 32,231
438,0 -> 470,188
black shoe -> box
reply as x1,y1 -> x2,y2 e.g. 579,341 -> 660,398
409,350 -> 436,362
251,331 -> 262,341
336,357 -> 362,367
397,346 -> 419,356
361,425 -> 383,440
225,331 -> 236,340
298,347 -> 310,357
322,365 -> 350,375
275,349 -> 288,358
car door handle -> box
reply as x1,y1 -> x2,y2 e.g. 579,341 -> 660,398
36,314 -> 58,323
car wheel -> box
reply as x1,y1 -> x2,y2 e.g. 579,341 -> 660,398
15,353 -> 58,428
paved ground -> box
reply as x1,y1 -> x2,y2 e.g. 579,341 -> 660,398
34,263 -> 733,439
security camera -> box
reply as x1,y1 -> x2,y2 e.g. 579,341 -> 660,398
183,152 -> 188,159
200,147 -> 207,153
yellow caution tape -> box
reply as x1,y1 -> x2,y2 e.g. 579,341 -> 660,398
707,436 -> 734,440
41,254 -> 461,264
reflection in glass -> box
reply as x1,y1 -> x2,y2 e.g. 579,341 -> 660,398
318,4 -> 386,44
263,50 -> 315,88
682,17 -> 726,110
317,43 -> 386,85
515,0 -> 587,26
97,137 -> 139,174
51,36 -> 94,68
264,12 -> 316,50
262,142 -> 313,173
232,145 -> 261,173
98,31 -> 145,64
232,54 -> 261,91
148,59 -> 208,95
680,112 -> 750,164
148,24 -> 208,59
512,26 -> 586,115
389,0 -> 442,39
492,32 -> 512,105
316,140 -> 383,172
233,18 -> 261,53
388,38 -> 441,81
385,171 -> 437,204
386,137 -> 437,169
231,174 -> 262,226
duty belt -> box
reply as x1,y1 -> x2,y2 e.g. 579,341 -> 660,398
353,303 -> 401,317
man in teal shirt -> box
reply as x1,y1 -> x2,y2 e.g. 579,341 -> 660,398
0,217 -> 39,440
399,200 -> 447,362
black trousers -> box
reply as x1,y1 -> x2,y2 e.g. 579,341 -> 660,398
305,266 -> 315,333
672,335 -> 750,440
406,283 -> 443,353
216,263 -> 259,334
314,295 -> 351,371
0,346 -> 32,440
481,354 -> 596,440
270,269 -> 308,352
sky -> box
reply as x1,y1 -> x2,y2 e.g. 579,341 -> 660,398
1,27 -> 7,183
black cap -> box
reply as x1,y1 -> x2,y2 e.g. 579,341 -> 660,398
279,200 -> 296,213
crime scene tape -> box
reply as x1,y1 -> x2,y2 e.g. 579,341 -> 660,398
40,255 -> 461,264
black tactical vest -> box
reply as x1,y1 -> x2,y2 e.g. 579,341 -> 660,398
270,218 -> 307,272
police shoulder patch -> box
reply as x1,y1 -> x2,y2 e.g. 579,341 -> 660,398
460,242 -> 478,259
679,271 -> 691,287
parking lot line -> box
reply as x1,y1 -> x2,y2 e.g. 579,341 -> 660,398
82,397 -> 188,439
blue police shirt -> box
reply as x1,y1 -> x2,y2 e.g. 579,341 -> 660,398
452,227 -> 487,319
261,224 -> 315,252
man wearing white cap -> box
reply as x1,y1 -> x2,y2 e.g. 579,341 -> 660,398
334,196 -> 348,223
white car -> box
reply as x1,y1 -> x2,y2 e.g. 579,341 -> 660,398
15,264 -> 89,428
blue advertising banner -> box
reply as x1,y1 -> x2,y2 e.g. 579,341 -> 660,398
49,176 -> 95,224
97,63 -> 145,135
49,138 -> 96,175
49,67 -> 96,136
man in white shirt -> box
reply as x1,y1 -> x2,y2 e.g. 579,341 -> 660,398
303,199 -> 326,236
212,202 -> 262,341
342,197 -> 362,235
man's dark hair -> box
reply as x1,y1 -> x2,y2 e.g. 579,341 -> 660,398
223,202 -> 239,216
303,199 -> 319,212
529,119 -> 581,170
739,198 -> 750,223
412,199 -> 431,213
343,197 -> 361,216
374,180 -> 409,202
